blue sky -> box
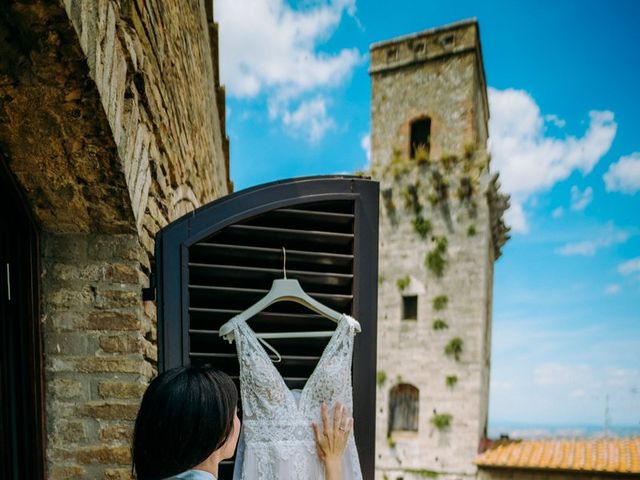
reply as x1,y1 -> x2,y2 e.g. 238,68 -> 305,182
215,0 -> 640,430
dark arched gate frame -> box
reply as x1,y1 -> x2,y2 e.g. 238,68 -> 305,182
154,176 -> 379,478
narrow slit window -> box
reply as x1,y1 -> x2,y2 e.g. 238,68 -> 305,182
441,34 -> 455,47
410,118 -> 431,159
414,42 -> 425,54
389,383 -> 419,433
402,295 -> 417,321
387,47 -> 398,62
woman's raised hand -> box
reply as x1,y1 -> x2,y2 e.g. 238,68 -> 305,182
311,401 -> 353,480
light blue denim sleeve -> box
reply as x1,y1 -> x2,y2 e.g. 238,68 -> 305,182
231,423 -> 246,480
166,470 -> 216,480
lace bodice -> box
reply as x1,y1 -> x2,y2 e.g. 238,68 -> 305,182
223,314 -> 363,480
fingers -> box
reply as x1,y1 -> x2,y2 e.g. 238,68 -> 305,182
321,402 -> 330,436
333,402 -> 342,432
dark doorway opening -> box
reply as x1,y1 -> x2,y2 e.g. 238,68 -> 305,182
0,157 -> 45,479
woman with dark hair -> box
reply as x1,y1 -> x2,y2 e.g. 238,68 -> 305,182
132,365 -> 352,480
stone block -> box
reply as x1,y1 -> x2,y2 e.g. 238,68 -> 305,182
50,356 -> 152,378
103,262 -> 139,284
100,334 -> 142,354
95,288 -> 140,309
74,444 -> 131,464
104,468 -> 134,480
99,422 -> 134,442
55,419 -> 88,442
49,378 -> 85,400
77,401 -> 139,421
84,311 -> 141,331
49,465 -> 86,480
46,331 -> 88,355
97,381 -> 146,399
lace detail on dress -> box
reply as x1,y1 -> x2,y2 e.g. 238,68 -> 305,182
228,314 -> 363,480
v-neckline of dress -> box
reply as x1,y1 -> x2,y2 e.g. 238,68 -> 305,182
239,313 -> 351,417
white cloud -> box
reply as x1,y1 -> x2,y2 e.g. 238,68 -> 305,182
604,152 -> 640,194
555,224 -> 629,256
551,206 -> 564,218
504,202 -> 529,234
604,284 -> 621,295
544,114 -> 566,128
570,185 -> 593,211
488,88 -> 617,233
215,0 -> 363,142
282,97 -> 335,142
360,132 -> 371,168
618,257 -> 640,275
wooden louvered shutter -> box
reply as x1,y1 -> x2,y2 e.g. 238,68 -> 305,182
154,176 -> 379,478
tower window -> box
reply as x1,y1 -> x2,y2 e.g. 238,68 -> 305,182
413,42 -> 425,54
402,295 -> 417,321
410,117 -> 431,158
389,383 -> 419,433
441,34 -> 455,47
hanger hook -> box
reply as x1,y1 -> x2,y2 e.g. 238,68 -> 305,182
282,247 -> 287,279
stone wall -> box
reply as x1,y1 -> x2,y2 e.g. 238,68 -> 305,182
43,233 -> 153,480
369,20 -> 508,480
0,1 -> 230,478
61,0 -> 230,252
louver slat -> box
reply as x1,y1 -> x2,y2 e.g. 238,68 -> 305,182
187,200 -> 355,395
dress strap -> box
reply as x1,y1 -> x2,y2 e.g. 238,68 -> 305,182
256,336 -> 282,363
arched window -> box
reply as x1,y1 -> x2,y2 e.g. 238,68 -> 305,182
410,117 -> 431,159
388,383 -> 419,433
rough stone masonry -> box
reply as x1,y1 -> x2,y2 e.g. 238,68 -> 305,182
369,20 -> 509,480
0,1 -> 229,478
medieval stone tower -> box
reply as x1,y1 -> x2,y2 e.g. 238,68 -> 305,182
369,20 -> 509,480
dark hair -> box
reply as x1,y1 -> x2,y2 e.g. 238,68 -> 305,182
132,365 -> 238,479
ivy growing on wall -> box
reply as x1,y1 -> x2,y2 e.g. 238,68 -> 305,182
425,236 -> 448,277
445,375 -> 458,387
430,412 -> 453,431
412,215 -> 432,239
382,187 -> 395,213
396,276 -> 410,291
377,371 -> 387,387
432,319 -> 448,330
445,337 -> 464,361
403,183 -> 422,213
432,295 -> 448,311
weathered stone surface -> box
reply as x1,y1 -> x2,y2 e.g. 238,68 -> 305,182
370,20 -> 508,480
98,422 -> 134,442
85,311 -> 141,331
49,465 -> 86,480
2,1 -> 230,477
77,401 -> 139,421
73,445 -> 131,464
55,419 -> 88,443
104,468 -> 134,480
48,378 -> 85,400
97,380 -> 146,399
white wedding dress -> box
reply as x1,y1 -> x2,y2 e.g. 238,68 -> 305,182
222,313 -> 363,480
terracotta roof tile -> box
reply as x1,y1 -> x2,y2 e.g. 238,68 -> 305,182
475,437 -> 640,474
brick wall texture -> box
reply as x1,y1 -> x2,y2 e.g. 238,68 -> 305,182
0,0 -> 229,478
